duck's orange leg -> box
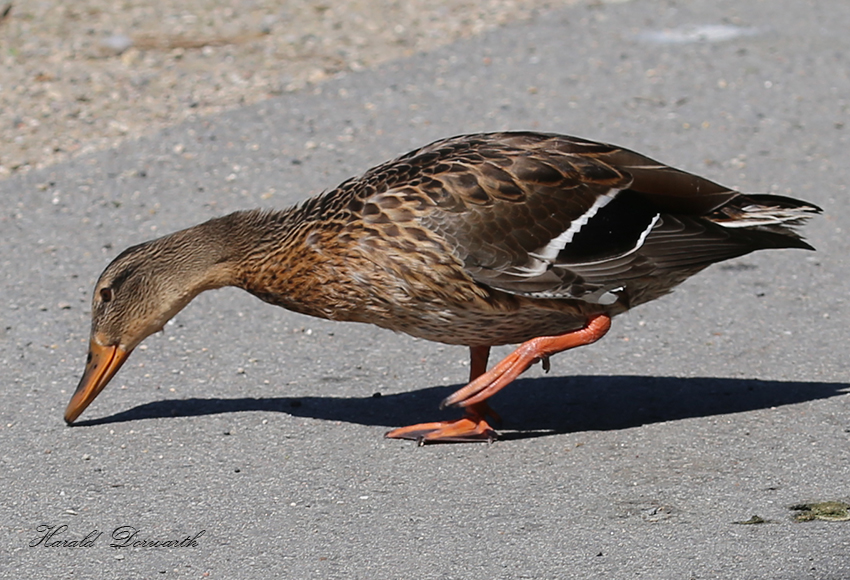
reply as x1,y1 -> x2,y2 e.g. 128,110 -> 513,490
385,314 -> 611,444
385,346 -> 499,443
443,314 -> 611,409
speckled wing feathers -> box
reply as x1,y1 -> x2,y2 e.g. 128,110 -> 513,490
333,132 -> 817,309
355,133 -> 660,303
390,134 -> 641,302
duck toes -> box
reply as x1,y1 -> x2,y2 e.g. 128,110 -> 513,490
65,132 -> 820,443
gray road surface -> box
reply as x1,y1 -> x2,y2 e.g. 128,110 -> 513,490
2,0 -> 849,578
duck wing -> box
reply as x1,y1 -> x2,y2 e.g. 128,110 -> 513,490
356,132 -> 815,306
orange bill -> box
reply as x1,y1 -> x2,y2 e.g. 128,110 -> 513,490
64,341 -> 131,424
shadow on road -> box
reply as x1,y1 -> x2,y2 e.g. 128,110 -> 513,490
71,375 -> 849,439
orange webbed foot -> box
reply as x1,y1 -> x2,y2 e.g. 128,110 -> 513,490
386,316 -> 610,445
442,314 -> 611,409
385,402 -> 499,444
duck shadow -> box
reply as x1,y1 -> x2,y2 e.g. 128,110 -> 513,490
73,375 -> 849,439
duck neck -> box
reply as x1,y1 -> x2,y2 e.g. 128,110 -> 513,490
169,209 -> 295,291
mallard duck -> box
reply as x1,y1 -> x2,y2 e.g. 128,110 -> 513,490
65,132 -> 820,442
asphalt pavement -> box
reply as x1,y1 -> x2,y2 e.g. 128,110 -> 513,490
2,0 -> 849,578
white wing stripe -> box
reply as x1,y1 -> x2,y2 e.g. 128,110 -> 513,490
530,189 -> 620,262
633,213 -> 662,251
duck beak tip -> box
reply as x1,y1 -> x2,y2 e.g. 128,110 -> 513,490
65,342 -> 130,424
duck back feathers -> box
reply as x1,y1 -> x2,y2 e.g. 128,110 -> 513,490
303,132 -> 818,309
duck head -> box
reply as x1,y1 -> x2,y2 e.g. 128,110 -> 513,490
65,220 -> 243,424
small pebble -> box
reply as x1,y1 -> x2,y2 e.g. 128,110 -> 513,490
99,34 -> 134,55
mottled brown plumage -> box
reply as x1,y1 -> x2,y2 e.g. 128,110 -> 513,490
66,132 -> 820,442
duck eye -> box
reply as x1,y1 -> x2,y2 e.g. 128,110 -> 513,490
100,287 -> 114,303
